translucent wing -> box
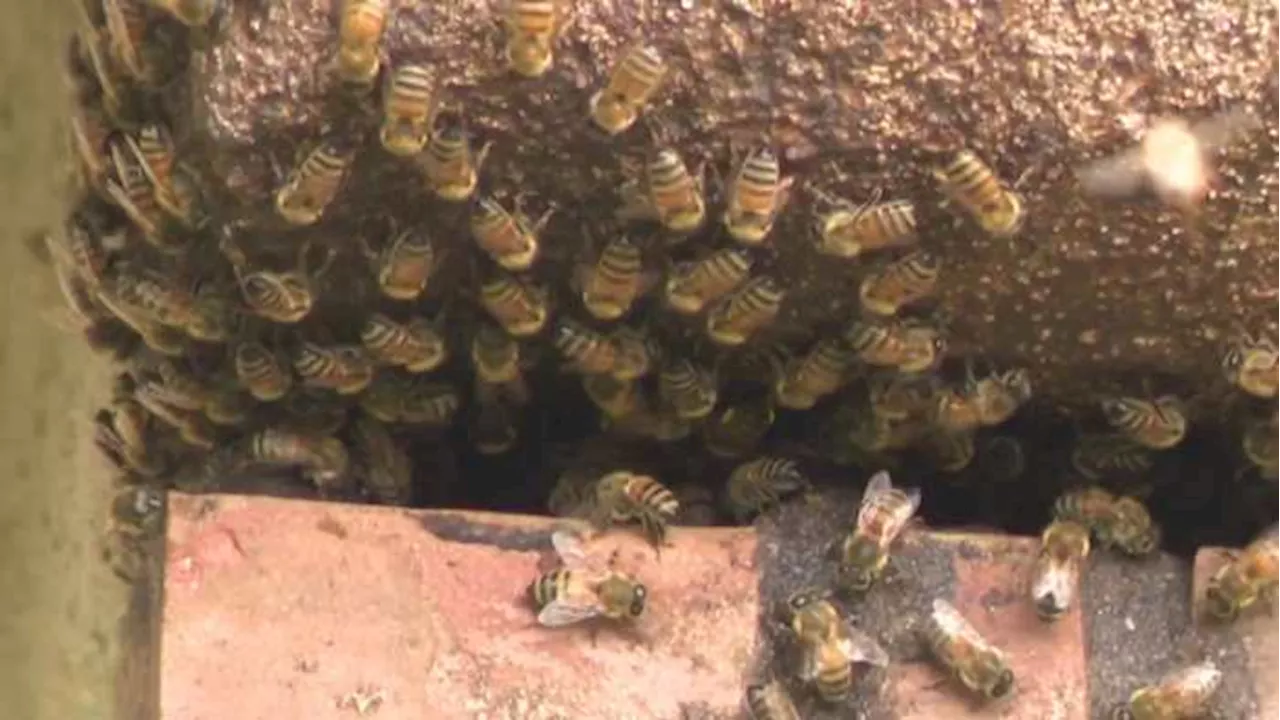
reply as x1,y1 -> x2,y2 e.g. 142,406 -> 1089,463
550,527 -> 591,566
930,598 -> 1003,659
1075,146 -> 1147,198
536,592 -> 607,628
1184,108 -> 1261,152
837,624 -> 890,668
855,470 -> 893,526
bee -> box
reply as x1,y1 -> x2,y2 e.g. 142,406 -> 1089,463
293,343 -> 375,395
706,276 -> 785,347
1222,333 -> 1278,398
337,0 -> 388,85
280,387 -> 349,436
578,234 -> 648,320
582,374 -> 640,419
923,598 -> 1015,701
548,470 -> 597,518
664,247 -> 753,315
1203,525 -> 1278,622
399,380 -> 461,426
528,529 -> 648,627
868,373 -> 933,422
658,358 -> 717,420
94,401 -> 166,477
186,280 -> 235,342
618,146 -> 707,234
1030,519 -> 1091,621
811,187 -> 918,259
846,319 -> 945,374
591,470 -> 679,549
232,342 -> 292,402
129,124 -> 194,223
503,0 -> 572,79
242,427 -> 351,493
723,146 -> 793,245
470,196 -> 550,271
103,0 -> 155,85
840,470 -> 921,592
974,369 -> 1032,425
774,338 -> 856,410
1053,486 -> 1160,556
103,484 -> 165,581
1242,412 -> 1279,481
224,241 -> 334,324
70,107 -> 113,199
147,0 -> 219,27
1113,661 -> 1222,720
784,588 -> 890,702
1101,395 -> 1188,450
933,150 -> 1026,238
360,313 -> 448,373
420,118 -> 491,202
1071,433 -> 1154,481
471,322 -> 523,384
358,372 -> 406,423
588,44 -> 668,136
105,138 -> 171,250
378,64 -> 437,157
553,318 -> 617,374
479,273 -> 548,337
352,414 -> 413,505
744,679 -> 801,720
725,456 -> 810,523
858,250 -> 941,317
610,326 -> 657,381
100,267 -> 197,331
364,226 -> 439,302
202,383 -> 254,427
703,394 -> 775,459
469,382 -> 520,454
274,141 -> 355,226
926,429 -> 976,473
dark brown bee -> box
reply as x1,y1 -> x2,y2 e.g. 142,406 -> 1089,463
468,382 -> 520,455
103,0 -> 155,85
1101,395 -> 1187,450
399,380 -> 461,426
105,137 -> 173,251
293,343 -> 375,395
363,226 -> 440,302
360,313 -> 448,373
725,456 -> 811,523
470,322 -> 523,384
706,276 -> 785,347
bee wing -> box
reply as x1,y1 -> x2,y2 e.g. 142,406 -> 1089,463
930,598 -> 1002,658
1075,147 -> 1148,198
798,642 -> 821,682
536,592 -> 607,628
550,527 -> 591,566
856,470 -> 893,525
1030,552 -> 1073,607
838,624 -> 890,668
1186,108 -> 1261,152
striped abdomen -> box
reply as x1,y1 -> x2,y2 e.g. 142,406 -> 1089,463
554,319 -> 616,374
858,250 -> 940,316
380,65 -> 435,156
233,342 -> 292,401
664,247 -> 752,314
706,276 -> 785,346
582,236 -> 643,320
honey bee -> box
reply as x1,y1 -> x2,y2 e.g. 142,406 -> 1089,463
846,319 -> 945,374
923,598 -> 1015,701
553,318 -> 617,374
100,266 -> 198,331
352,413 -> 413,505
974,369 -> 1032,425
725,456 -> 810,523
274,141 -> 356,226
1053,486 -> 1161,556
479,273 -> 548,337
658,358 -> 717,420
784,588 -> 890,702
471,322 -> 523,384
399,380 -> 461,426
1203,524 -> 1278,622
1112,661 -> 1222,720
1071,433 -> 1154,481
470,196 -> 550,271
469,382 -> 520,454
925,429 -> 976,473
420,117 -> 491,202
867,373 -> 933,422
858,250 -> 941,317
280,387 -> 350,436
359,371 -> 407,423
242,426 -> 351,493
69,107 -> 113,198
578,234 -> 648,320
224,241 -> 334,324
618,146 -> 707,234
582,374 -> 640,419
379,64 -> 437,157
336,0 -> 388,85
774,338 -> 856,410
203,385 -> 254,427
103,0 -> 155,84
591,470 -> 678,549
528,529 -> 648,627
1030,519 -> 1091,621
293,343 -> 375,395
94,401 -> 166,477
840,470 -> 921,592
703,394 -> 775,459
105,138 -> 171,250
186,280 -> 235,342
723,146 -> 793,245
933,150 -> 1026,238
147,0 -> 219,26
1242,412 -> 1279,481
133,382 -> 216,448
103,484 -> 164,581
811,187 -> 918,259
128,124 -> 194,224
745,679 -> 801,720
610,326 -> 657,381
363,225 -> 439,302
361,313 -> 448,373
1101,395 -> 1187,450
232,342 -> 292,402
664,247 -> 753,315
706,276 -> 785,347
503,0 -> 573,79
1222,333 -> 1278,398
588,44 -> 668,136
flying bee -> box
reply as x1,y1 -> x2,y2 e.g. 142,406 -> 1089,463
242,426 -> 351,493
554,318 -> 617,374
723,146 -> 793,245
1222,333 -> 1278,398
351,413 -> 413,505
528,529 -> 648,627
1101,395 -> 1187,450
503,0 -> 573,79
923,598 -> 1015,701
658,358 -> 717,420
336,0 -> 388,85
469,382 -> 520,454
479,273 -> 548,337
774,338 -> 857,410
274,141 -> 355,226
233,342 -> 293,401
224,240 -> 333,324
588,44 -> 668,136
363,226 -> 439,302
1071,433 -> 1154,482
399,380 -> 461,426
1242,412 -> 1279,481
582,373 -> 640,419
664,247 -> 753,315
1113,661 -> 1222,720
420,117 -> 490,202
592,470 -> 679,550
360,313 -> 448,373
725,456 -> 810,523
470,196 -> 550,271
578,234 -> 648,320
379,64 -> 437,157
618,146 -> 707,234
1203,524 -> 1278,622
703,394 -> 775,459
706,276 -> 785,347
471,322 -> 523,384
846,319 -> 944,374
933,150 -> 1026,238
811,187 -> 918,259
868,373 -> 933,422
293,343 -> 375,395
840,470 -> 921,592
147,0 -> 219,27
784,588 -> 890,703
1030,519 -> 1091,622
858,249 -> 941,317
744,678 -> 801,720
103,0 -> 156,85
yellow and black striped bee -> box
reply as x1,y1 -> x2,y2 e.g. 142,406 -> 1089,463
103,0 -> 156,85
658,358 -> 717,420
1030,519 -> 1091,621
588,44 -> 668,136
224,240 -> 333,324
784,588 -> 890,703
128,124 -> 195,225
351,413 -> 413,505
95,399 -> 166,478
233,341 -> 293,402
1222,333 -> 1278,398
811,187 -> 918,259
528,529 -> 648,627
503,0 -> 573,79
774,338 -> 857,410
703,394 -> 775,459
479,273 -> 548,337
364,225 -> 440,302
1100,395 -> 1187,450
578,234 -> 648,321
148,0 -> 220,27
380,64 -> 437,157
336,0 -> 388,86
360,313 -> 448,373
240,426 -> 351,494
470,322 -> 523,384
202,383 -> 255,427
470,196 -> 550,271
1203,524 -> 1278,623
1053,486 -> 1161,556
399,379 -> 462,426
845,319 -> 946,374
553,318 -> 618,375
1113,661 -> 1222,720
858,249 -> 941,317
1070,433 -> 1154,482
618,146 -> 706,234
591,470 -> 679,550
723,146 -> 793,245
706,276 -> 785,347
745,678 -> 801,720
275,141 -> 355,226
664,247 -> 753,315
923,598 -> 1015,701
293,343 -> 375,395
840,470 -> 921,592
420,116 -> 490,202
725,456 -> 810,523
105,137 -> 172,251
933,150 -> 1026,238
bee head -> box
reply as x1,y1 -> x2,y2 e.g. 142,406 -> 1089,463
986,666 -> 1015,700
1033,590 -> 1067,622
1204,584 -> 1238,622
628,583 -> 648,618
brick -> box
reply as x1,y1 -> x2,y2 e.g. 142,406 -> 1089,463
1192,546 -> 1278,719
